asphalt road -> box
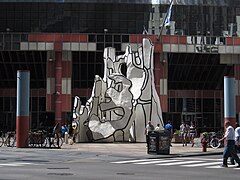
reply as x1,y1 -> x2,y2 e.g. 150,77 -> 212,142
0,147 -> 239,180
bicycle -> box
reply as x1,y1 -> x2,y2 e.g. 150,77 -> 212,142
205,131 -> 223,149
38,129 -> 62,148
51,132 -> 63,148
26,129 -> 49,148
0,131 -> 16,147
26,129 -> 63,148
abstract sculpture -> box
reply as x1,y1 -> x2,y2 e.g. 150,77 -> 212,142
73,38 -> 164,142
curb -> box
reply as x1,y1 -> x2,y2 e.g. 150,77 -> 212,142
73,149 -> 223,160
126,152 -> 222,160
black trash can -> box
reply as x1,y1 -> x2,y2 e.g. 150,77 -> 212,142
147,130 -> 170,155
158,130 -> 170,155
147,131 -> 158,154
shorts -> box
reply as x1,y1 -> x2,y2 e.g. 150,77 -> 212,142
189,133 -> 195,139
181,132 -> 187,139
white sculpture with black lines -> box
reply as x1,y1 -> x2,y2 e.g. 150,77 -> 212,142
73,38 -> 164,142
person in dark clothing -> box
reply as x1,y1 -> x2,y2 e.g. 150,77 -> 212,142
219,121 -> 240,168
189,121 -> 197,147
165,121 -> 173,147
52,123 -> 61,147
145,121 -> 154,147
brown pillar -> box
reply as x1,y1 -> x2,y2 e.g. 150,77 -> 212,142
154,52 -> 168,112
46,51 -> 55,112
61,51 -> 72,117
55,51 -> 62,125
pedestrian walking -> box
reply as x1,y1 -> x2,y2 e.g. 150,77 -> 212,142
61,124 -> 68,138
219,121 -> 240,168
72,121 -> 79,143
189,121 -> 197,147
145,121 -> 154,146
230,122 -> 240,164
236,122 -> 240,153
165,121 -> 173,147
154,123 -> 161,132
180,121 -> 187,147
52,123 -> 61,148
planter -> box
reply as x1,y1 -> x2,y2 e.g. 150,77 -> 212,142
172,134 -> 182,143
172,134 -> 190,143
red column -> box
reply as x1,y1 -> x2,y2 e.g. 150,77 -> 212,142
55,51 -> 62,125
61,52 -> 72,113
46,57 -> 55,111
154,52 -> 168,112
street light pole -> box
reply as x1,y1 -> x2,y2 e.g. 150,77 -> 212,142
104,28 -> 108,48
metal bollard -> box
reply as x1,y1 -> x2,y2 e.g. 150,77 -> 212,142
65,132 -> 68,144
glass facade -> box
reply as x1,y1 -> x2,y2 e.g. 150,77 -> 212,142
0,2 -> 240,36
0,51 -> 46,131
172,5 -> 239,36
0,3 -> 151,34
168,97 -> 222,134
72,34 -> 128,89
0,51 -> 46,88
0,96 -> 46,133
168,53 -> 232,90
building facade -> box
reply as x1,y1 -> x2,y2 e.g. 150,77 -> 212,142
0,0 -> 240,134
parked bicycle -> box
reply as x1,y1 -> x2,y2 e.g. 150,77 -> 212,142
26,129 -> 63,148
26,129 -> 49,148
41,130 -> 63,148
204,131 -> 223,149
0,131 -> 16,147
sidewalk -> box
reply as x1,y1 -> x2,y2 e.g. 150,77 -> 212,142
61,142 -> 223,158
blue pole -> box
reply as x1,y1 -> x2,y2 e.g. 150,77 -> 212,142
224,76 -> 236,127
16,70 -> 30,148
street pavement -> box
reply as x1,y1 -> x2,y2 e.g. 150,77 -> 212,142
61,140 -> 223,159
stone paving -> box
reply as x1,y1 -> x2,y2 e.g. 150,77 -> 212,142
61,140 -> 223,158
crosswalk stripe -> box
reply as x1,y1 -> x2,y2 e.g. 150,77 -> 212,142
156,160 -> 204,166
110,158 -> 238,170
0,162 -> 34,167
134,159 -> 180,165
0,163 -> 23,167
111,159 -> 160,164
206,165 -> 237,169
11,162 -> 33,165
182,162 -> 221,167
175,157 -> 222,161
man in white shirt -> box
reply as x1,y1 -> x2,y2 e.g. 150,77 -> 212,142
219,121 -> 240,168
230,122 -> 240,165
235,122 -> 240,153
145,121 -> 154,146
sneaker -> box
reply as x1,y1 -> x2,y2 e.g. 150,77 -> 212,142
220,164 -> 228,168
236,164 -> 240,168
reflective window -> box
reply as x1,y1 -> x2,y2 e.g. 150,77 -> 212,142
0,2 -> 150,34
168,97 -> 222,133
